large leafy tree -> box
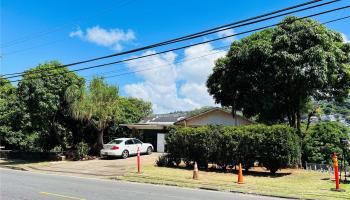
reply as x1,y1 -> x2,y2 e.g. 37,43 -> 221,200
207,16 -> 350,133
0,77 -> 37,150
0,78 -> 23,148
65,77 -> 120,152
17,61 -> 84,151
116,97 -> 152,124
106,97 -> 153,139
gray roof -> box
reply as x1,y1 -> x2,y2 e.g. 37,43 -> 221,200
139,113 -> 187,124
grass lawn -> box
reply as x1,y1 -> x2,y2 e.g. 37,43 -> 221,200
120,164 -> 350,200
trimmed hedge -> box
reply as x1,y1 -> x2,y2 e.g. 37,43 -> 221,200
166,124 -> 300,174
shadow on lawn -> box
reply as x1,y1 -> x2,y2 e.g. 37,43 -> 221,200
163,165 -> 292,178
239,170 -> 292,178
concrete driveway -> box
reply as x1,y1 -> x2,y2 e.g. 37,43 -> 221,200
26,153 -> 160,178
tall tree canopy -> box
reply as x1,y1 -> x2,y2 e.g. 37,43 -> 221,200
116,97 -> 152,124
17,61 -> 84,151
0,78 -> 27,149
106,97 -> 153,139
207,16 -> 350,133
2,62 -> 153,153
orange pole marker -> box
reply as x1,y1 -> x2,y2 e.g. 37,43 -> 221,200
137,147 -> 141,174
332,153 -> 340,190
237,163 -> 244,184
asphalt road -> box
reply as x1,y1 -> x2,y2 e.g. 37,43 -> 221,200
0,168 -> 282,200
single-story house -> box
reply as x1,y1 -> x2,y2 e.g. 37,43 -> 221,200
121,107 -> 253,152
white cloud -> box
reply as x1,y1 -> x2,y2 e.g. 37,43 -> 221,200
124,43 -> 227,113
341,33 -> 349,43
125,82 -> 198,113
178,43 -> 226,83
69,28 -> 83,38
69,26 -> 135,51
179,83 -> 215,106
124,50 -> 198,113
217,29 -> 235,44
127,51 -> 178,85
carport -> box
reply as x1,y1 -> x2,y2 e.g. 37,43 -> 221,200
120,123 -> 170,153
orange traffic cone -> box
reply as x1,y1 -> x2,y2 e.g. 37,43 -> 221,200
193,162 -> 199,180
237,163 -> 244,184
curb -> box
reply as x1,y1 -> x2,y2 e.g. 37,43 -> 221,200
229,190 -> 315,200
0,165 -> 28,171
199,187 -> 220,191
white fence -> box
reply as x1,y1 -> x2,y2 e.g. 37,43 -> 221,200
305,162 -> 333,173
305,162 -> 349,177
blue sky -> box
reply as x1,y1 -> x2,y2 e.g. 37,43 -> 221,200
1,0 -> 349,113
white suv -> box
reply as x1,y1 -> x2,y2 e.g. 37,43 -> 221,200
100,138 -> 153,159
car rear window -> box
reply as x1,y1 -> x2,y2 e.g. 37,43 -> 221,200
108,139 -> 123,144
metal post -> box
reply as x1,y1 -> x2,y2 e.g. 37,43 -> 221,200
340,157 -> 342,181
344,151 -> 347,183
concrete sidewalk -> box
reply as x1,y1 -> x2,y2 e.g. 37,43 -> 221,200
1,153 -> 160,178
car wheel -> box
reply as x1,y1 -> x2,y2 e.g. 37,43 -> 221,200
146,147 -> 152,155
122,150 -> 129,159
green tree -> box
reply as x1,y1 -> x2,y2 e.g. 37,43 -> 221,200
303,122 -> 349,164
116,97 -> 152,124
65,77 -> 119,152
207,16 -> 350,133
0,77 -> 37,150
106,97 -> 152,139
0,78 -> 21,148
17,61 -> 84,151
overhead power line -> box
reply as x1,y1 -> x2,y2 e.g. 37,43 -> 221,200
1,0 -> 338,77
83,15 -> 350,83
7,11 -> 350,83
82,45 -> 230,83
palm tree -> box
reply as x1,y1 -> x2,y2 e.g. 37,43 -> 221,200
65,77 -> 119,151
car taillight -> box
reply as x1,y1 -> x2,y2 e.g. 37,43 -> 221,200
111,146 -> 119,150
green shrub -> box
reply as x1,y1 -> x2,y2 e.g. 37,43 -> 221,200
50,145 -> 63,153
155,154 -> 181,167
258,125 -> 300,174
166,124 -> 301,173
235,125 -> 264,170
156,154 -> 169,167
303,122 -> 349,164
75,141 -> 89,160
215,126 -> 239,169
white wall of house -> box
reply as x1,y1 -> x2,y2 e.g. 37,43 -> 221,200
184,110 -> 251,126
156,133 -> 166,153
